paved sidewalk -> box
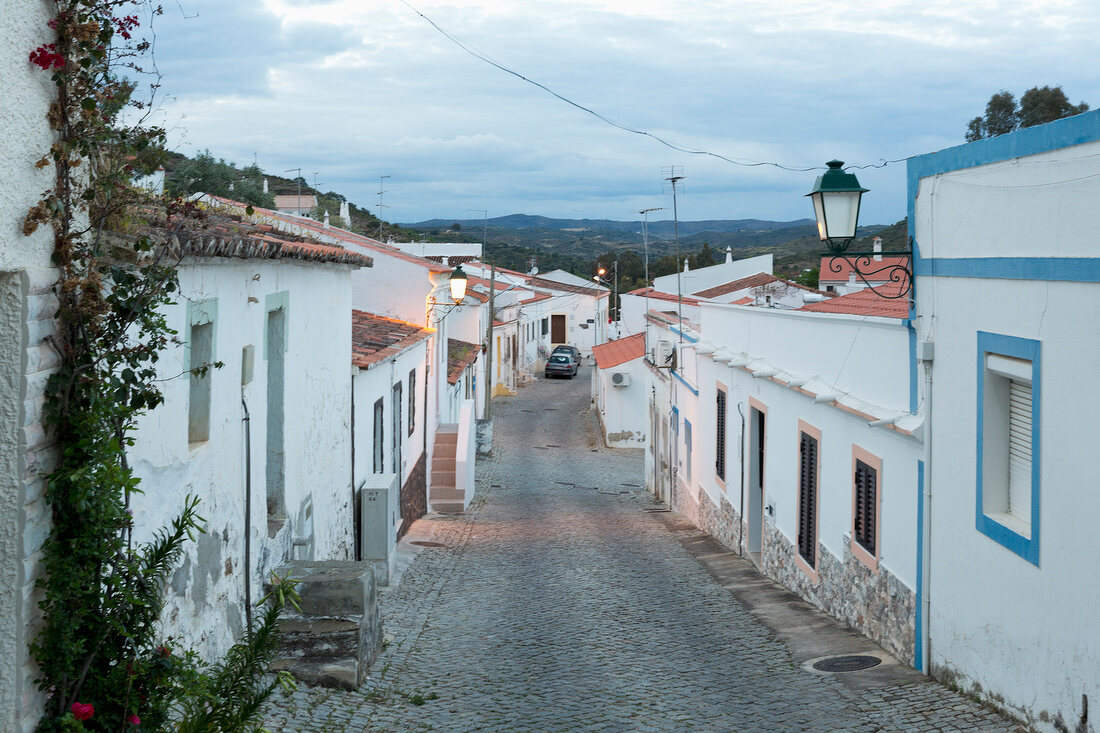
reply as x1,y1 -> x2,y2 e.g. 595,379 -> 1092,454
264,368 -> 1023,732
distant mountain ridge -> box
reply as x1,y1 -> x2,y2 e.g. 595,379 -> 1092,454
404,214 -> 817,240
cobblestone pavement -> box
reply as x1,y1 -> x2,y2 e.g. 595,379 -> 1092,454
265,367 -> 1023,732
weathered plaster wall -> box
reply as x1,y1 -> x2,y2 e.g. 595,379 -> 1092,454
596,358 -> 648,448
129,258 -> 355,663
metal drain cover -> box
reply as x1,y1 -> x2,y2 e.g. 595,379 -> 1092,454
812,655 -> 881,672
410,541 -> 447,548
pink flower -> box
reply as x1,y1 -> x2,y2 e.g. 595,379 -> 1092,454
70,702 -> 94,721
127,713 -> 141,726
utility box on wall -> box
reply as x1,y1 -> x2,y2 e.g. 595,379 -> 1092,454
359,473 -> 398,586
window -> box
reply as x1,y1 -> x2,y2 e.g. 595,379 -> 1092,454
796,421 -> 821,578
977,332 -> 1041,565
541,317 -> 548,336
851,446 -> 881,571
408,368 -> 416,436
265,293 -> 288,520
392,382 -> 403,475
187,321 -> 213,444
715,388 -> 727,482
186,299 -> 217,446
373,398 -> 384,473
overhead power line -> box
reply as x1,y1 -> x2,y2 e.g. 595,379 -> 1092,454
399,0 -> 913,174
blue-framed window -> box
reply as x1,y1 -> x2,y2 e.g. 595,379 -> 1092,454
976,331 -> 1041,566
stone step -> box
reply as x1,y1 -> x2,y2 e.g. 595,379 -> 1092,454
429,487 -> 466,502
432,500 -> 466,514
433,444 -> 457,459
435,433 -> 458,446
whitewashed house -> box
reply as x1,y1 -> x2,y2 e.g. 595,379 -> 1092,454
351,311 -> 432,583
911,109 -> 1100,730
126,216 -> 371,665
591,333 -> 648,448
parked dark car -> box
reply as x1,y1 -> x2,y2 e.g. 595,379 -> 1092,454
544,353 -> 578,379
551,345 -> 582,367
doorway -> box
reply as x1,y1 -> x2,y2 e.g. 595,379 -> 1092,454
747,404 -> 766,568
550,314 -> 566,344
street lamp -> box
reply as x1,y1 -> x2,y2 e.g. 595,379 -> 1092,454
449,265 -> 468,302
808,160 -> 912,299
806,160 -> 867,254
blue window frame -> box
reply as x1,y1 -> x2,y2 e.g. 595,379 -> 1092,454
976,331 -> 1041,566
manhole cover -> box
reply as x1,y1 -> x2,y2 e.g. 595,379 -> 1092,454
812,655 -> 881,672
410,541 -> 447,548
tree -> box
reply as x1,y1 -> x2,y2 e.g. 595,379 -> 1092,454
965,86 -> 1088,141
168,151 -> 275,208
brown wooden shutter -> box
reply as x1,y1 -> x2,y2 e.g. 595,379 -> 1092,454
853,459 -> 876,555
797,431 -> 818,567
715,390 -> 727,480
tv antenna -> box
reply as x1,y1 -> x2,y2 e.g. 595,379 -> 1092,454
377,175 -> 390,238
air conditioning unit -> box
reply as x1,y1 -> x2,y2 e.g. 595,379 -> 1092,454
611,371 -> 630,387
656,340 -> 676,369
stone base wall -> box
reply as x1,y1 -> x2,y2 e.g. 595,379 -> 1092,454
760,522 -> 915,665
674,482 -> 915,666
399,452 -> 426,538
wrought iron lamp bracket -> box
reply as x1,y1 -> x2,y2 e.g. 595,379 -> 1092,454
822,238 -> 914,300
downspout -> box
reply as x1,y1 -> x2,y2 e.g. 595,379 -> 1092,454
920,355 -> 933,673
737,401 -> 746,557
350,369 -> 357,560
241,396 -> 253,628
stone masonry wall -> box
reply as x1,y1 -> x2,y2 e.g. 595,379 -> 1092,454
675,482 -> 915,666
399,452 -> 426,538
760,522 -> 916,665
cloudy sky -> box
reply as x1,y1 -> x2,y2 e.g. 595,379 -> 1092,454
142,0 -> 1098,226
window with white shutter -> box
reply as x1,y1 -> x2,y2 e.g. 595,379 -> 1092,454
977,331 -> 1040,566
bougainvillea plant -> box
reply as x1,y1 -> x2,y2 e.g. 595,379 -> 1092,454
25,2 -> 296,730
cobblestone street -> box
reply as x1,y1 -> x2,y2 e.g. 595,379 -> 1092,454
265,366 -> 1023,732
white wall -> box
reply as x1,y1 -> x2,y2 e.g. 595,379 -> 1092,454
595,358 -> 648,447
129,258 -> 355,663
653,253 -> 773,295
914,133 -> 1100,729
618,292 -> 700,339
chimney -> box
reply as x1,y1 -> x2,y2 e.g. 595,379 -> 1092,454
263,178 -> 268,194
339,200 -> 350,223
873,237 -> 883,262
725,246 -> 733,264
683,258 -> 690,273
323,210 -> 330,229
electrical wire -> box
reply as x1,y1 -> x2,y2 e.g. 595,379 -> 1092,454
399,0 -> 913,175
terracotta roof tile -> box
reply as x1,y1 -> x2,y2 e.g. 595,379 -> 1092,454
447,338 -> 481,385
691,273 -> 778,298
799,288 -> 909,318
592,333 -> 645,370
202,195 -> 450,273
526,275 -> 607,297
624,287 -> 699,306
352,311 -> 432,369
520,292 -> 552,304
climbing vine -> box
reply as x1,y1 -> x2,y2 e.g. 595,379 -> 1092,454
25,2 -> 294,730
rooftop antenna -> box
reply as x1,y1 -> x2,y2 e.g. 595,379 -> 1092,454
377,175 -> 390,239
284,167 -> 302,215
662,165 -> 684,515
639,206 -> 664,363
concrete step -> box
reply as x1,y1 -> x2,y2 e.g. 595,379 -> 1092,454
435,433 -> 458,446
432,500 -> 466,514
432,456 -> 456,472
433,444 -> 457,459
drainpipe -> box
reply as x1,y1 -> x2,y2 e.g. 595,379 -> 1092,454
920,353 -> 933,673
350,369 -> 357,560
737,401 -> 746,557
241,396 -> 253,628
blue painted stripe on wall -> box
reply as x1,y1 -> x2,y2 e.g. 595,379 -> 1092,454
915,459 -> 925,673
915,257 -> 1100,283
671,369 -> 699,395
